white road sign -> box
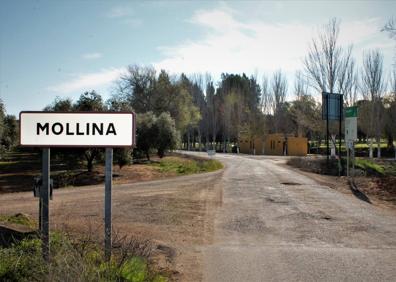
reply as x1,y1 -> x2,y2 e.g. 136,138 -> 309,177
20,112 -> 135,147
345,117 -> 357,141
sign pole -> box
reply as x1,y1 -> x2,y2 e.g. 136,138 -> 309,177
19,112 -> 136,262
326,94 -> 330,165
352,142 -> 355,181
39,196 -> 43,234
339,95 -> 343,164
41,148 -> 50,262
347,143 -> 350,177
104,148 -> 113,261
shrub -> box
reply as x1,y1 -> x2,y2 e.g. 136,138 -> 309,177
0,233 -> 168,282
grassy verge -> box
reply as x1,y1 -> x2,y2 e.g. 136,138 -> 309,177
151,156 -> 223,175
354,158 -> 385,176
287,156 -> 396,177
0,236 -> 167,282
0,216 -> 169,282
313,142 -> 389,149
0,213 -> 37,228
354,158 -> 396,177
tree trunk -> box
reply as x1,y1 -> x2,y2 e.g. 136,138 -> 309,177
376,136 -> 381,158
198,129 -> 202,152
85,149 -> 97,172
387,134 -> 394,149
394,141 -> 396,160
369,138 -> 373,159
187,130 -> 191,151
87,159 -> 93,172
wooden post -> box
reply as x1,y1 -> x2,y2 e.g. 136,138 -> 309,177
104,148 -> 113,261
41,148 -> 50,262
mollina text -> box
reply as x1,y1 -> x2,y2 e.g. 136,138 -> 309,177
37,122 -> 117,136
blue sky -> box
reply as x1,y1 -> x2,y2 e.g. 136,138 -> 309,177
1,0 -> 395,116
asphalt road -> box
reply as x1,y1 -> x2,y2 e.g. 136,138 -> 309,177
195,153 -> 396,282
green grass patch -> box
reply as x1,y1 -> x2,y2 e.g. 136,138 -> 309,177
317,142 -> 389,149
0,232 -> 168,282
355,158 -> 385,176
0,161 -> 18,166
153,156 -> 223,175
0,213 -> 36,228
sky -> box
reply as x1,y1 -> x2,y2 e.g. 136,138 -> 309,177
1,0 -> 395,116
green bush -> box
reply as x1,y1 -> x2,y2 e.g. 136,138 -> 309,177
120,257 -> 148,282
0,238 -> 46,281
154,157 -> 223,175
0,233 -> 168,282
355,159 -> 385,176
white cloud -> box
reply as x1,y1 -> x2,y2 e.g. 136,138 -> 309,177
155,6 -> 392,78
47,68 -> 126,94
156,11 -> 312,76
82,52 -> 103,60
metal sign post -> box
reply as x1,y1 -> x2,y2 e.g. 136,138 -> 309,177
345,106 -> 358,180
104,148 -> 113,261
41,148 -> 50,262
347,142 -> 350,177
19,111 -> 136,263
322,92 -> 343,167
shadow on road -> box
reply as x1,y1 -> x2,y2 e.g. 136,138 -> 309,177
349,181 -> 372,204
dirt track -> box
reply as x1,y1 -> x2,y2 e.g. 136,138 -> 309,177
0,166 -> 224,281
1,153 -> 396,281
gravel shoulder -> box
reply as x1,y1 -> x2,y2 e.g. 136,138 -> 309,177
0,166 -> 225,281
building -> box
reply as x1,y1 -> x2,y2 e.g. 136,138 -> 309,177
239,136 -> 265,155
239,133 -> 307,156
264,134 -> 308,156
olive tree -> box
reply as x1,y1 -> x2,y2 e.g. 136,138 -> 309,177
44,91 -> 106,172
135,112 -> 180,160
156,112 -> 179,158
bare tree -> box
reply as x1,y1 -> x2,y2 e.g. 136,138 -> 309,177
294,71 -> 309,100
337,53 -> 358,106
382,18 -> 396,40
388,68 -> 396,158
270,70 -> 288,133
391,68 -> 396,96
271,70 -> 288,111
304,18 -> 355,95
361,49 -> 386,158
292,71 -> 310,137
205,74 -> 217,149
260,75 -> 272,115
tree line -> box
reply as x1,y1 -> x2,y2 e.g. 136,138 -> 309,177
1,17 -> 395,167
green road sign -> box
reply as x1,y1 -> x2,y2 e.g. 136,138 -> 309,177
345,106 -> 358,118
